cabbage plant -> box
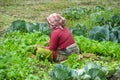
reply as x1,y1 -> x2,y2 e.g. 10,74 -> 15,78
88,25 -> 120,43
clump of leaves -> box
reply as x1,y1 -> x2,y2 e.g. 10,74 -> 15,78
75,36 -> 120,59
0,31 -> 50,79
70,23 -> 87,37
88,26 -> 109,42
49,64 -> 73,80
72,61 -> 107,80
36,47 -> 53,61
62,53 -> 84,69
6,20 -> 51,35
88,25 -> 120,43
91,11 -> 120,27
62,7 -> 88,20
110,14 -> 120,27
92,6 -> 105,12
49,62 -> 107,80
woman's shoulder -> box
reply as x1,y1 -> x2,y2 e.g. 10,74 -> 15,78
51,28 -> 61,34
52,27 -> 68,32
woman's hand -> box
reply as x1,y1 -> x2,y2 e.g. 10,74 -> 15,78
78,54 -> 83,60
41,46 -> 50,49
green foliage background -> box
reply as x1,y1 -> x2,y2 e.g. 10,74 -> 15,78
0,0 -> 120,80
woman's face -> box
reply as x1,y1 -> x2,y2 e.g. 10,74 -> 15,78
47,22 -> 52,29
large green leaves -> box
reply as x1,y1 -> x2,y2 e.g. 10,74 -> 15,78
7,20 -> 51,35
89,26 -> 120,43
70,23 -> 87,37
88,26 -> 109,41
73,62 -> 107,80
49,64 -> 73,80
111,14 -> 120,27
49,62 -> 107,80
84,62 -> 107,80
62,7 -> 88,20
109,26 -> 120,43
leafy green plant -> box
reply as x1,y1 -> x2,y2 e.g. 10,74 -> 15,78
62,53 -> 84,69
36,47 -> 53,61
62,7 -> 88,20
92,6 -> 105,12
90,6 -> 109,25
109,26 -> 120,43
72,61 -> 107,80
75,36 -> 120,59
0,31 -> 51,79
91,9 -> 120,27
49,62 -> 107,80
7,20 -> 51,35
88,25 -> 120,43
0,31 -> 120,79
70,23 -> 87,37
49,64 -> 73,80
88,26 -> 109,42
110,14 -> 120,27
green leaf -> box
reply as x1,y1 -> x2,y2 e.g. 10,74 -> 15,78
49,64 -> 72,80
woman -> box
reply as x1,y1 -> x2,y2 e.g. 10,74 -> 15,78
35,13 -> 83,62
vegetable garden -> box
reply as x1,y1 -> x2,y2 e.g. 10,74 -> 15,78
0,5 -> 120,80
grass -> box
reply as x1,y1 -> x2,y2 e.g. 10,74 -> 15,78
0,0 -> 120,29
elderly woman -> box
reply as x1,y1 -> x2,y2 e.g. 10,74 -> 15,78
35,13 -> 83,62
46,13 -> 83,62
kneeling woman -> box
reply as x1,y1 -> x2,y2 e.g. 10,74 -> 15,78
35,13 -> 83,62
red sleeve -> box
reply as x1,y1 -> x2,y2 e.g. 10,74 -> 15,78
47,30 -> 59,51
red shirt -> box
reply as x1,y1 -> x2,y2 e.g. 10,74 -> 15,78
48,27 -> 75,51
